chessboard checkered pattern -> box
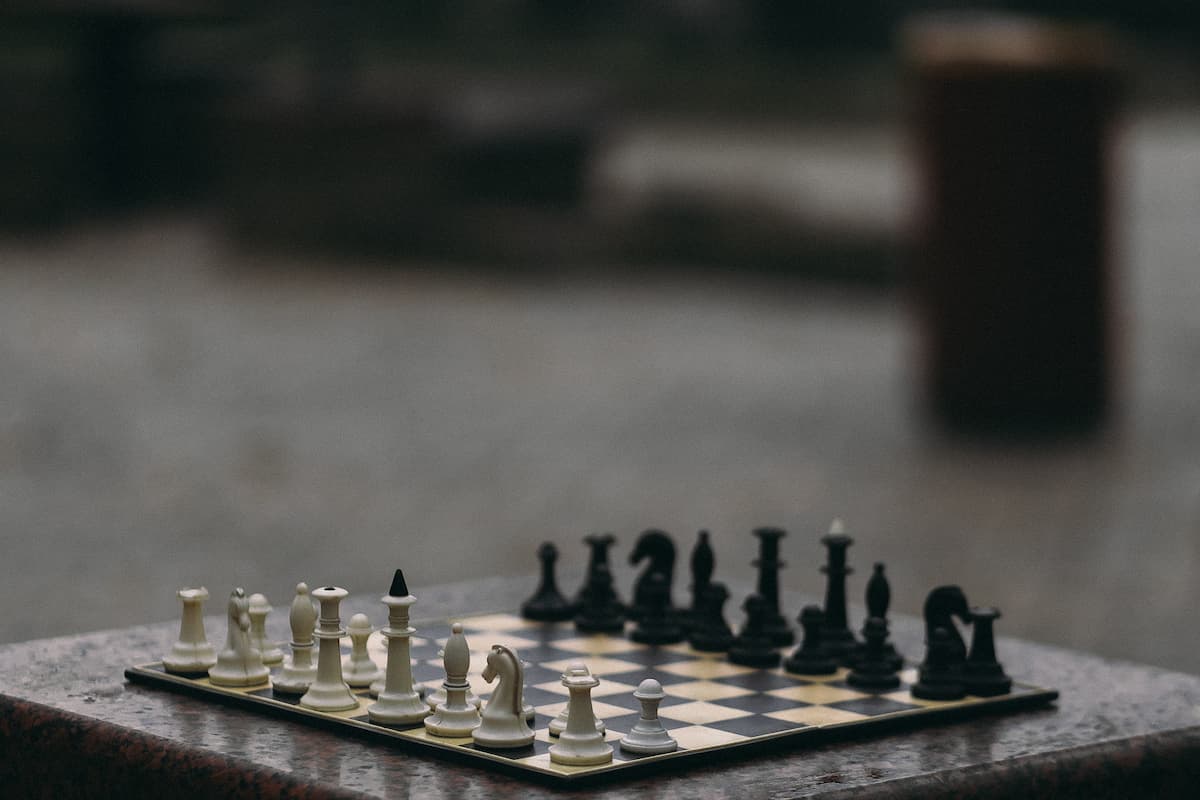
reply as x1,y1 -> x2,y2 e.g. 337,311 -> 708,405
126,611 -> 1057,782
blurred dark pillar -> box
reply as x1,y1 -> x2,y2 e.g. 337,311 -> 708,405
905,16 -> 1119,436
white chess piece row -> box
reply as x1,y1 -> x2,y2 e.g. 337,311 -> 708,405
162,577 -> 678,763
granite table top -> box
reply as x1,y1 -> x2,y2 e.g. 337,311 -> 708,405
2,575 -> 1199,799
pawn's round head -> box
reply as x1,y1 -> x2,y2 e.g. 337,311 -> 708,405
249,593 -> 269,612
295,582 -> 309,595
566,660 -> 589,677
451,622 -> 464,634
637,678 -> 664,695
348,613 -> 371,632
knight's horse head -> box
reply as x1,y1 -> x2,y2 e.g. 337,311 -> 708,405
629,529 -> 676,573
924,585 -> 971,624
481,644 -> 524,716
923,585 -> 972,653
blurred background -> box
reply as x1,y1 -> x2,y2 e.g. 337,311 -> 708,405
2,2 -> 1199,673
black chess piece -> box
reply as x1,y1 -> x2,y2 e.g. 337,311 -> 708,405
687,582 -> 734,652
783,605 -> 838,675
630,572 -> 685,645
575,533 -> 622,612
911,626 -> 967,700
573,562 -> 625,634
751,527 -> 793,646
847,617 -> 901,690
629,529 -> 676,622
847,563 -> 903,670
521,542 -> 575,622
922,585 -> 972,664
963,607 -> 1013,696
818,521 -> 858,662
682,531 -> 715,633
728,594 -> 781,668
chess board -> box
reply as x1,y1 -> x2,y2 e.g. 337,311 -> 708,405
126,611 -> 1058,783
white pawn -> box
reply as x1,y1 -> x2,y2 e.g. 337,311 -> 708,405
273,583 -> 319,694
248,593 -> 284,666
619,679 -> 678,754
424,623 -> 481,736
548,659 -> 612,766
208,588 -> 270,687
343,613 -> 382,687
548,662 -> 605,737
163,587 -> 217,675
300,585 -> 359,712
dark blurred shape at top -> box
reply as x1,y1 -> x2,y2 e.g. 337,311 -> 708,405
904,13 -> 1120,437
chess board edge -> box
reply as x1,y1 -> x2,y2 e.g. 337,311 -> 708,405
124,611 -> 1059,785
124,664 -> 1057,784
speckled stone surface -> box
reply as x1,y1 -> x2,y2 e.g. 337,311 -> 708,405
3,576 -> 1200,798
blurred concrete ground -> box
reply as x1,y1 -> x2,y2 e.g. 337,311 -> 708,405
2,110 -> 1199,675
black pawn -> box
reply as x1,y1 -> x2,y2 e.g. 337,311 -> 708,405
819,521 -> 858,662
630,573 -> 685,645
683,531 -> 715,633
964,607 -> 1013,696
688,582 -> 734,652
752,527 -> 794,646
847,617 -> 901,690
783,605 -> 838,675
911,626 -> 967,700
728,594 -> 781,668
521,542 -> 575,622
573,563 -> 625,634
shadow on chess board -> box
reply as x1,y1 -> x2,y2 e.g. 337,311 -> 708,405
125,612 -> 1058,784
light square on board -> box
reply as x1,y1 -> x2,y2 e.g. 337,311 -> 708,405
542,656 -> 646,677
767,684 -> 870,705
665,679 -> 755,702
657,659 -> 758,679
458,613 -> 542,631
765,706 -> 868,726
657,700 -> 754,725
670,724 -> 748,750
549,636 -> 648,655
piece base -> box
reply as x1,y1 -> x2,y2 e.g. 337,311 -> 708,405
630,626 -> 685,645
783,655 -> 838,676
847,670 -> 902,690
549,741 -> 614,765
619,735 -> 678,755
728,647 -> 782,668
911,681 -> 967,701
208,667 -> 270,688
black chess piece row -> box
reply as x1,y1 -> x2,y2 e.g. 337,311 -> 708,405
519,524 -> 1012,698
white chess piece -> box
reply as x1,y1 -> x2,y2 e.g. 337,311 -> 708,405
618,678 -> 678,754
471,644 -> 534,749
248,593 -> 284,666
343,613 -> 382,687
300,586 -> 359,711
163,587 -> 217,675
424,678 -> 481,711
423,623 -> 481,736
549,659 -> 612,765
548,662 -> 605,736
368,571 -> 431,726
273,583 -> 319,694
208,588 -> 270,687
